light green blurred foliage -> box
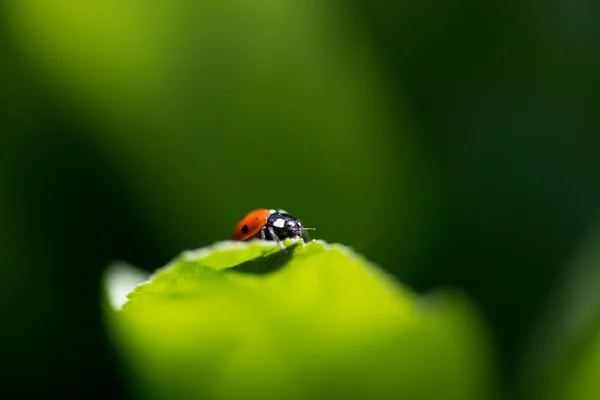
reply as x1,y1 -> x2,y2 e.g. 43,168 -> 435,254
566,332 -> 600,400
5,0 -> 438,268
521,219 -> 600,400
105,240 -> 494,400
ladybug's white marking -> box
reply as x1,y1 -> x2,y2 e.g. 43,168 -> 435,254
273,218 -> 286,228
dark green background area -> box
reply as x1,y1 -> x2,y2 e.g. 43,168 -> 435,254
1,1 -> 599,399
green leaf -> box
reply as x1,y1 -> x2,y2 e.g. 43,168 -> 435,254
104,240 -> 494,400
520,221 -> 600,400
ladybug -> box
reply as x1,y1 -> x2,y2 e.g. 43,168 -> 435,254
232,209 -> 314,250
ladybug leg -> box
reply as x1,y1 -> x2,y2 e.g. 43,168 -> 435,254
267,226 -> 285,250
259,228 -> 267,240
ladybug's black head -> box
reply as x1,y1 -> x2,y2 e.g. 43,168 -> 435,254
267,213 -> 309,241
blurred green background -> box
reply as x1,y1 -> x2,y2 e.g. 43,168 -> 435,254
1,1 -> 600,398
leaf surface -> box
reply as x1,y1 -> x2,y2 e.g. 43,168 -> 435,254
104,240 -> 493,400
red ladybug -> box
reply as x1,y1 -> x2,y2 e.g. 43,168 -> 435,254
232,208 -> 314,249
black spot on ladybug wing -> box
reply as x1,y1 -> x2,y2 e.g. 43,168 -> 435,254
241,225 -> 249,234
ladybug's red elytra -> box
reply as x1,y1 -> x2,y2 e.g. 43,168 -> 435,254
232,209 -> 314,250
